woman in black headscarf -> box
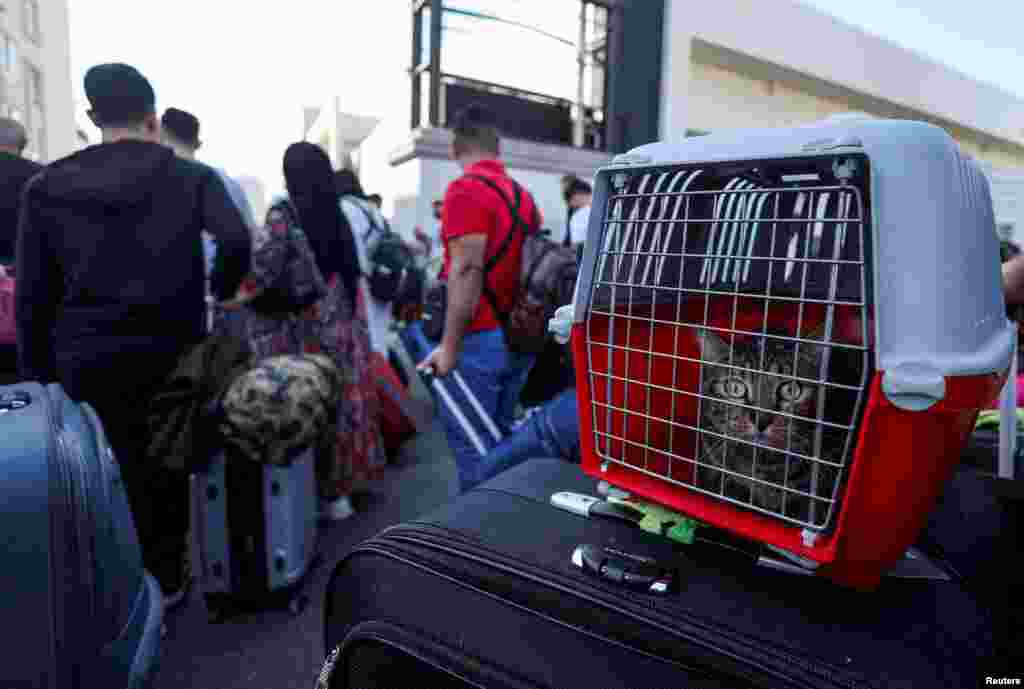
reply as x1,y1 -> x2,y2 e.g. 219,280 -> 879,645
275,142 -> 386,520
334,168 -> 366,200
284,143 -> 362,311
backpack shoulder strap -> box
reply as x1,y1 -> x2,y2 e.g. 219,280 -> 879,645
465,174 -> 525,268
463,173 -> 540,325
466,173 -> 514,209
345,196 -> 380,243
467,174 -> 539,231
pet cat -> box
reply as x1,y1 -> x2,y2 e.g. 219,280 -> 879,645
692,327 -> 842,522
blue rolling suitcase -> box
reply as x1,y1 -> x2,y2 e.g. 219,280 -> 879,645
0,383 -> 163,689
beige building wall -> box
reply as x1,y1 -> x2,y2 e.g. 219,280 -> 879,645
685,55 -> 1024,170
0,0 -> 75,162
662,0 -> 1024,170
687,61 -> 847,131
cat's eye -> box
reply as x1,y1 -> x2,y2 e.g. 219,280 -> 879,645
779,381 -> 803,400
723,379 -> 748,398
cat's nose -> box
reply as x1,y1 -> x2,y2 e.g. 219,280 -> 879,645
756,414 -> 776,432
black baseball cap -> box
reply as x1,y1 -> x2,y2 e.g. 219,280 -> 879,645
161,108 -> 201,147
84,63 -> 156,126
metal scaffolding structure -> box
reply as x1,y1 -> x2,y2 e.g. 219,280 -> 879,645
409,0 -> 614,151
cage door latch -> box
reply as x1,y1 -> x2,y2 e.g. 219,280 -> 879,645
881,363 -> 947,411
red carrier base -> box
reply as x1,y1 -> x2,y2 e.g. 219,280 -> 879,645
571,304 -> 1005,591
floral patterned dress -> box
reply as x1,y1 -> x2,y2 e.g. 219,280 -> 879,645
301,272 -> 386,497
217,198 -> 386,499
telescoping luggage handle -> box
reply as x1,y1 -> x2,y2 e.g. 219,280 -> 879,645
420,366 -> 503,457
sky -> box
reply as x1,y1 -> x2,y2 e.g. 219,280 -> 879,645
67,0 -> 1024,198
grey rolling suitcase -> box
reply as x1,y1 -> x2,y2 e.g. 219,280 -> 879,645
189,444 -> 319,622
1,383 -> 163,688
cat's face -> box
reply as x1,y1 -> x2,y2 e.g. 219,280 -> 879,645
693,327 -> 831,515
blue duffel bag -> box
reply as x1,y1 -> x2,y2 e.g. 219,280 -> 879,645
0,382 -> 163,688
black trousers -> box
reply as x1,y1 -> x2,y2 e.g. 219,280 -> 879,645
57,343 -> 189,593
0,344 -> 17,385
518,339 -> 573,409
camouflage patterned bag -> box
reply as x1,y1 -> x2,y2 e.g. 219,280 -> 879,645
220,353 -> 341,466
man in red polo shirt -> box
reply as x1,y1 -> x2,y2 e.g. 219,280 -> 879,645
419,105 -> 540,492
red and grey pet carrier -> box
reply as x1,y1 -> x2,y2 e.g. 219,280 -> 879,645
569,118 -> 1014,591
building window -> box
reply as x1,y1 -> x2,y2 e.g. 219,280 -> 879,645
0,33 -> 16,74
23,0 -> 40,43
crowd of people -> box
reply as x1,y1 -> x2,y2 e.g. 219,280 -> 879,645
10,59 -> 1024,639
0,61 -> 591,618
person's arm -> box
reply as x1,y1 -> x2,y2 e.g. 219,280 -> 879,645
441,233 -> 489,357
1004,255 -> 1024,306
15,179 -> 60,382
200,170 -> 252,301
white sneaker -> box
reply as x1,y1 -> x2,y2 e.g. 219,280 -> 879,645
319,495 -> 355,521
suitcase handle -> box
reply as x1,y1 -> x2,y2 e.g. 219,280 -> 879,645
571,543 -> 676,595
0,390 -> 32,413
419,365 -> 504,456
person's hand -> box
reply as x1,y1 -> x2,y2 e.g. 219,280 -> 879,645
418,343 -> 459,378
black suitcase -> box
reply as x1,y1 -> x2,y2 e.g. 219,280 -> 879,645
321,458 -> 1013,689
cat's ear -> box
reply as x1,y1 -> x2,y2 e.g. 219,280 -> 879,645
797,323 -> 827,365
693,328 -> 729,361
804,322 -> 827,342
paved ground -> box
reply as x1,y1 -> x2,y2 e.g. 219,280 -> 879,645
155,371 -> 455,689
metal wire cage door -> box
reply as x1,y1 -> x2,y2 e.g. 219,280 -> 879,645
577,155 -> 873,544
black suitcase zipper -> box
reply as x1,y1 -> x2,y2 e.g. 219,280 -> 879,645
41,386 -> 69,689
357,521 -> 874,689
45,385 -> 100,689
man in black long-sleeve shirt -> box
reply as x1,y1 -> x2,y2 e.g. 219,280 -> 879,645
0,117 -> 42,382
16,63 -> 251,607
0,117 -> 42,263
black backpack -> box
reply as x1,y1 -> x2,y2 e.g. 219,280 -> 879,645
469,176 -> 580,355
394,263 -> 426,310
353,200 -> 415,303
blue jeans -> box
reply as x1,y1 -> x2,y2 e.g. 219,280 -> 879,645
404,323 -> 534,493
476,389 -> 581,483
